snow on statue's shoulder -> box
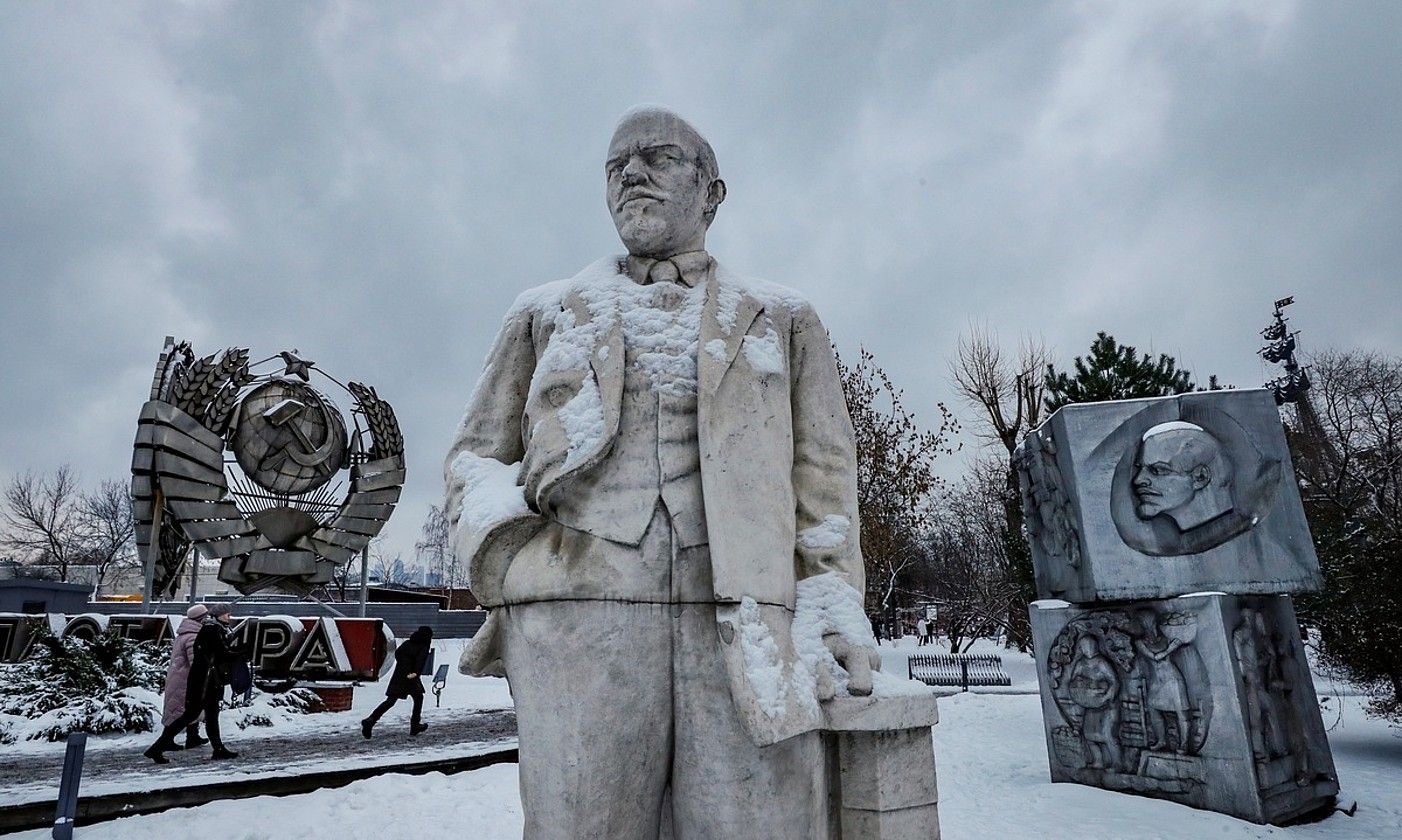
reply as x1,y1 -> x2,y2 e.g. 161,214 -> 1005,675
505,256 -> 628,319
714,264 -> 811,316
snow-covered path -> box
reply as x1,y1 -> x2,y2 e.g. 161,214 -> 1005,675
0,707 -> 516,806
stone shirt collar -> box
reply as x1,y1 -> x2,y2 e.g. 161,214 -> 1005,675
622,250 -> 714,288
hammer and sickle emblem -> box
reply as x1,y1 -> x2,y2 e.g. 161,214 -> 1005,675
258,397 -> 339,476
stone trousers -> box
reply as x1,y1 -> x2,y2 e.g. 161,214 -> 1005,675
500,599 -> 823,839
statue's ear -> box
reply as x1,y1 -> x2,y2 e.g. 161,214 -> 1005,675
1191,465 -> 1211,489
706,179 -> 727,215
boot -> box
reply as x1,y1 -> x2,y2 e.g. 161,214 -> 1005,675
361,719 -> 374,739
186,724 -> 208,749
143,744 -> 170,764
210,748 -> 240,760
411,722 -> 429,736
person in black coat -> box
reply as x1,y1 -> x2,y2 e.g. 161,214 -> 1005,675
144,603 -> 244,763
362,625 -> 433,738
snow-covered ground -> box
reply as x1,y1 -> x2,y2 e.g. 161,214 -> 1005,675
5,635 -> 1397,839
0,638 -> 511,760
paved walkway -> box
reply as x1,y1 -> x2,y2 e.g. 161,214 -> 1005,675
0,707 -> 517,806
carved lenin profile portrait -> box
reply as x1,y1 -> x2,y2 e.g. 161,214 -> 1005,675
1107,409 -> 1282,557
1132,421 -> 1234,532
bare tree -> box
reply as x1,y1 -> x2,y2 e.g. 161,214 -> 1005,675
950,329 -> 1050,649
1,466 -> 87,582
79,479 -> 137,596
951,328 -> 1050,456
368,533 -> 418,588
838,346 -> 960,626
414,504 -> 457,591
1290,349 -> 1402,721
919,457 -> 1029,651
1296,350 -> 1402,535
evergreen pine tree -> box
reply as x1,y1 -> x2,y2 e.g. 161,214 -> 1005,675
1044,332 -> 1199,413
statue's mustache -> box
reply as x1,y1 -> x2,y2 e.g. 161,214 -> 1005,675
617,190 -> 666,211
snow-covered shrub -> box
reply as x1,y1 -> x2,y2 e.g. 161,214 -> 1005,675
0,631 -> 167,740
24,688 -> 162,742
227,687 -> 323,730
0,715 -> 15,745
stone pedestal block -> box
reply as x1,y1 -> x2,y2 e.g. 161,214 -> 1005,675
823,694 -> 941,839
1030,594 -> 1337,824
1016,389 -> 1320,603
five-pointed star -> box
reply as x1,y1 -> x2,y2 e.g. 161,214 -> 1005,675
279,350 -> 315,381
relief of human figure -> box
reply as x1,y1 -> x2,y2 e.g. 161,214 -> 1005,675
1067,635 -> 1123,771
1133,421 -> 1236,532
1133,610 -> 1193,754
1233,608 -> 1288,762
1262,610 -> 1317,785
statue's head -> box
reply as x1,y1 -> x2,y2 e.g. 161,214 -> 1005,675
605,106 -> 726,258
1133,422 -> 1235,531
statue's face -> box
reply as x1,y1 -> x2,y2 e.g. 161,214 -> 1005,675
1133,433 -> 1205,519
605,111 -> 719,257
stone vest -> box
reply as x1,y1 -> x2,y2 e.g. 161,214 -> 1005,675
550,279 -> 708,548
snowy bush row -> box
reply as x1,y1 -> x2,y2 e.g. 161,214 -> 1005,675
0,631 -> 322,742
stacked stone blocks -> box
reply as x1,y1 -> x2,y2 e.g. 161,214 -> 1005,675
1017,389 -> 1338,825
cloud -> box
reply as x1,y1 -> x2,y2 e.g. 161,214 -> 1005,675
0,1 -> 1398,569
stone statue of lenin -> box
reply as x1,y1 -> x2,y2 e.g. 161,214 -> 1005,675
445,106 -> 875,839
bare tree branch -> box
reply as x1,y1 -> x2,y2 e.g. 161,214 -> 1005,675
1,466 -> 86,582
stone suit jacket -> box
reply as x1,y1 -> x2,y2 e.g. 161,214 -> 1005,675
444,256 -> 863,744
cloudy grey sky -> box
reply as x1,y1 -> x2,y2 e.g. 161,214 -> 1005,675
2,1 -> 1399,566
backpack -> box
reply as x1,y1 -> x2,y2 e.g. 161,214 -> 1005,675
228,659 -> 253,694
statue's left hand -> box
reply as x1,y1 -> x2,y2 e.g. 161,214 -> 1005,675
819,632 -> 882,699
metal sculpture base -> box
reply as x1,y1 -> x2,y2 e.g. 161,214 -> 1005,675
1031,594 -> 1337,825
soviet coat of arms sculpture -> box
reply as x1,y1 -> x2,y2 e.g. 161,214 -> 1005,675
131,338 -> 404,595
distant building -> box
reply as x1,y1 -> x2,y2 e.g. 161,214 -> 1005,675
0,579 -> 90,614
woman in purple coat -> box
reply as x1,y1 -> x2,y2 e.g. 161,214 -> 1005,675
160,604 -> 209,750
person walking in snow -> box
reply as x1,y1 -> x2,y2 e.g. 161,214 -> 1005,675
916,618 -> 929,647
362,625 -> 433,738
144,603 -> 242,763
159,604 -> 210,750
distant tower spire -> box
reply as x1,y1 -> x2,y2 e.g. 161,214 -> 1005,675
1260,296 -> 1338,483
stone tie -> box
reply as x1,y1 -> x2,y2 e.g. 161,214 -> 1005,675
647,259 -> 683,286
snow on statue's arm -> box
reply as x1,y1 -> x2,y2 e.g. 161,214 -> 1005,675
444,303 -> 540,511
786,302 -> 881,698
787,301 -> 862,586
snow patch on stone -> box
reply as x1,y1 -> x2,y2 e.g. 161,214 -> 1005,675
619,280 -> 705,396
557,375 -> 605,467
741,326 -> 784,374
737,598 -> 788,718
791,572 -> 926,698
797,514 -> 850,551
704,338 -> 728,362
736,597 -> 819,720
714,282 -> 744,335
716,265 -> 810,317
449,451 -> 530,534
